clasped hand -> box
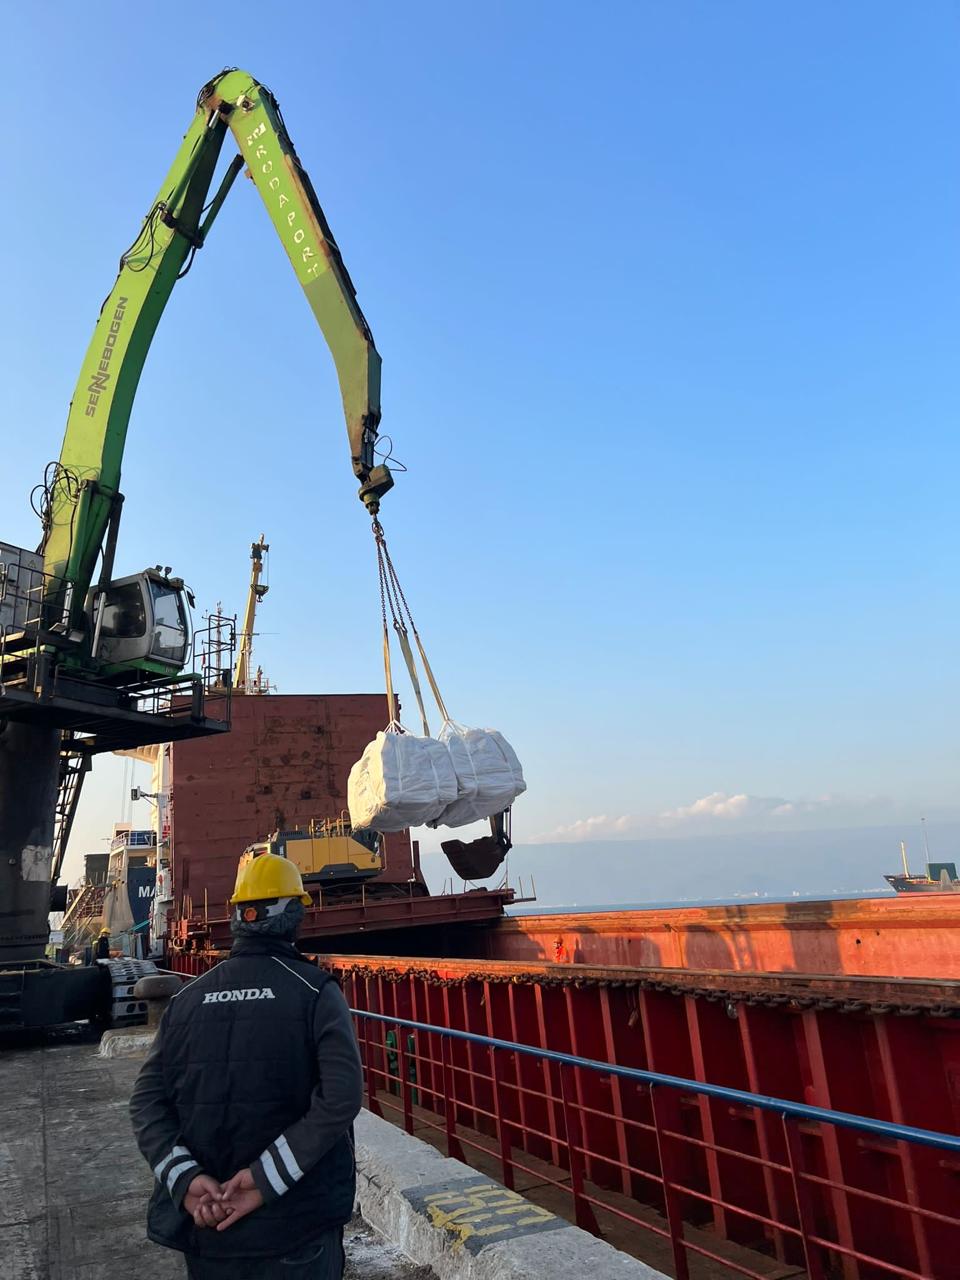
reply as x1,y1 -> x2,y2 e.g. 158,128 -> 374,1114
183,1169 -> 263,1231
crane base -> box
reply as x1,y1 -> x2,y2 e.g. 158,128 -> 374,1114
0,960 -> 111,1030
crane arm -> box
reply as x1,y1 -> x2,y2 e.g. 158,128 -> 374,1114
209,73 -> 384,486
234,535 -> 269,692
43,69 -> 389,629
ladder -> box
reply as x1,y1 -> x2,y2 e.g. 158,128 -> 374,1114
52,737 -> 91,885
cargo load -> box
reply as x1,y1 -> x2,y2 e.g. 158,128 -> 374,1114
347,725 -> 458,832
347,521 -> 525,836
429,720 -> 526,828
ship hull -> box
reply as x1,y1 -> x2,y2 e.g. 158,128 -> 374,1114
321,947 -> 960,1280
478,893 -> 960,979
885,873 -> 960,893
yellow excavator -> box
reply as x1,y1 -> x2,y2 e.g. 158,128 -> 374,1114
239,815 -> 382,886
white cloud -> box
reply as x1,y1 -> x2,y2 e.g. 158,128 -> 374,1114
659,791 -> 796,824
528,813 -> 635,844
526,790 -> 890,845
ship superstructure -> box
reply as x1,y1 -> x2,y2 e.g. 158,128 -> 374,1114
59,825 -> 157,959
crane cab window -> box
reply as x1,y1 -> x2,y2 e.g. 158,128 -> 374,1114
99,582 -> 146,639
149,580 -> 189,664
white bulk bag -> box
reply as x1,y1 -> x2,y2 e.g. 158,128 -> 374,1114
430,721 -> 527,828
348,727 -> 458,832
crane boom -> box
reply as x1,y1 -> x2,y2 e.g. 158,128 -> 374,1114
235,535 -> 270,693
43,69 -> 391,631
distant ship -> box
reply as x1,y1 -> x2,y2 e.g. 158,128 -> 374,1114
885,839 -> 960,893
58,825 -> 157,959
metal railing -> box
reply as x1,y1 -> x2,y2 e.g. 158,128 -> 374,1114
110,829 -> 157,851
351,1008 -> 960,1280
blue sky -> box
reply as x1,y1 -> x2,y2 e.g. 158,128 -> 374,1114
4,5 -> 958,882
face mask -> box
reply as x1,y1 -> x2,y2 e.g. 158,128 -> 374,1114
231,896 -> 305,938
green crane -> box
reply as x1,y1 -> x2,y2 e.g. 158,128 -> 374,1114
0,69 -> 392,1018
41,68 -> 391,678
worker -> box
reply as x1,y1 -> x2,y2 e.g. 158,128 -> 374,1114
94,927 -> 111,960
129,854 -> 362,1279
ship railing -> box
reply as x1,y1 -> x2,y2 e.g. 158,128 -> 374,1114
110,830 -> 158,851
350,1008 -> 960,1280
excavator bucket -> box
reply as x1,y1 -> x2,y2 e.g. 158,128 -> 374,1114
440,810 -> 512,881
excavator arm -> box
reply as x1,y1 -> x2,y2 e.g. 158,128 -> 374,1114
43,69 -> 391,630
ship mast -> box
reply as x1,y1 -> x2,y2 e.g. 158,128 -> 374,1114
234,535 -> 270,694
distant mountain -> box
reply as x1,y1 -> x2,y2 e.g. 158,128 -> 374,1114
422,823 -> 960,906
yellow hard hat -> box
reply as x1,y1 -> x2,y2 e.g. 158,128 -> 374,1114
230,853 -> 311,906
99,927 -> 110,937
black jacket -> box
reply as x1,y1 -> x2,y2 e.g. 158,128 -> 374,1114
129,937 -> 362,1258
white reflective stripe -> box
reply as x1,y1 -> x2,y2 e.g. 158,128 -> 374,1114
259,1149 -> 287,1197
165,1158 -> 198,1194
153,1145 -> 190,1182
275,1134 -> 304,1182
270,956 -> 321,992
